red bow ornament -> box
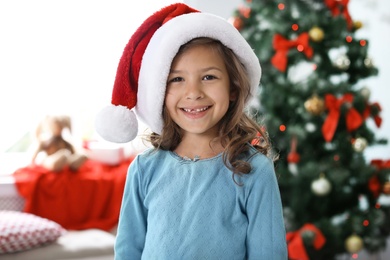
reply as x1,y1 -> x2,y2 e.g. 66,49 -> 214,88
321,93 -> 363,142
371,159 -> 390,171
271,32 -> 313,72
369,159 -> 390,197
363,102 -> 382,128
286,223 -> 326,260
325,0 -> 353,29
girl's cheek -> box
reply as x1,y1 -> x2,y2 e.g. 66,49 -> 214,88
166,88 -> 182,97
164,92 -> 177,105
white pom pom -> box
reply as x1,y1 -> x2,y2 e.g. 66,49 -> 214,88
95,105 -> 138,143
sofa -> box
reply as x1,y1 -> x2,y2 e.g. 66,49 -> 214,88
1,224 -> 116,260
0,156 -> 133,259
0,193 -> 116,260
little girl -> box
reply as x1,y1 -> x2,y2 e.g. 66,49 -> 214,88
95,3 -> 287,259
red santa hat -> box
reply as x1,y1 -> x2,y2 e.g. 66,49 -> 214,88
95,3 -> 262,143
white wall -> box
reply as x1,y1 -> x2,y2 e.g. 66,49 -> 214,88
0,0 -> 180,152
184,0 -> 390,161
184,0 -> 241,20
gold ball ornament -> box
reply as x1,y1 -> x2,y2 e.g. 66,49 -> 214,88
311,174 -> 332,196
304,94 -> 325,115
345,234 -> 364,253
352,137 -> 367,152
309,26 -> 324,42
382,182 -> 390,195
354,21 -> 363,30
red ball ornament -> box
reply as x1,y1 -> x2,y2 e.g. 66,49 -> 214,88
288,152 -> 300,163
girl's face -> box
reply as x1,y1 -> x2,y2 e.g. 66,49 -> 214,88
165,44 -> 234,139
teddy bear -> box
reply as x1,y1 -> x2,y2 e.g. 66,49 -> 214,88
31,114 -> 88,172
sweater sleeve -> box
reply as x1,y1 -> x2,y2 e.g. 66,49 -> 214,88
245,157 -> 288,260
114,157 -> 147,260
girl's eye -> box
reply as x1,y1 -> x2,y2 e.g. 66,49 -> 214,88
203,75 -> 216,80
168,77 -> 183,83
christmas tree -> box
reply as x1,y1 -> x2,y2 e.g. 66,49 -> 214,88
231,0 -> 390,259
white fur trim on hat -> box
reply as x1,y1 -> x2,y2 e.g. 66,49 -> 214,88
136,12 -> 261,135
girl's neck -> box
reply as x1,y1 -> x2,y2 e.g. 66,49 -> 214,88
174,135 -> 225,160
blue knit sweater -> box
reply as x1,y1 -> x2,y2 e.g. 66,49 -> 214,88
114,146 -> 287,259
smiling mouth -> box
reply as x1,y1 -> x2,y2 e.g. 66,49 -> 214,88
181,106 -> 210,113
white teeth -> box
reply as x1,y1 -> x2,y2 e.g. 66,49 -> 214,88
183,107 -> 208,112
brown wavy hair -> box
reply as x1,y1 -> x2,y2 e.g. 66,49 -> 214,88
147,37 -> 276,178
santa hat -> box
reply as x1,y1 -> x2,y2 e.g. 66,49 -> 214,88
95,3 -> 261,143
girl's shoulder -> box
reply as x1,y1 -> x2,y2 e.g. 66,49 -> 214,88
137,147 -> 162,157
127,148 -> 171,182
241,144 -> 276,182
133,148 -> 172,170
244,144 -> 274,167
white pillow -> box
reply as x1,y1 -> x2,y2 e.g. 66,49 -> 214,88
0,210 -> 66,254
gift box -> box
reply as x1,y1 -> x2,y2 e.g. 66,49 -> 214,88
83,140 -> 125,165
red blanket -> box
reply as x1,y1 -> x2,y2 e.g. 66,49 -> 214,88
13,157 -> 134,231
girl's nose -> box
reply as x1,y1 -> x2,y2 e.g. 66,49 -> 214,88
185,80 -> 203,100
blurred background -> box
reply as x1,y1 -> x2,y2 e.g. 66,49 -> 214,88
0,0 -> 389,259
0,0 -> 388,158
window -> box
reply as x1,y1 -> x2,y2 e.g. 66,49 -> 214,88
0,0 -> 180,153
